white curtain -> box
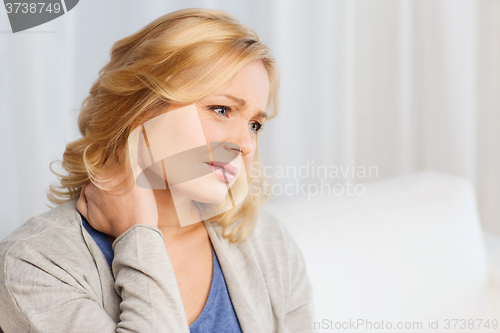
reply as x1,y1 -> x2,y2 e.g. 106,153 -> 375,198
1,0 -> 499,239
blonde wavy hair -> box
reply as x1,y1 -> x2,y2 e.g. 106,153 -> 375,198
48,8 -> 279,243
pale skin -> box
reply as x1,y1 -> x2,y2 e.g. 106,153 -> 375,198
76,60 -> 270,326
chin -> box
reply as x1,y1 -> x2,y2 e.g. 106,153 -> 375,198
170,174 -> 231,204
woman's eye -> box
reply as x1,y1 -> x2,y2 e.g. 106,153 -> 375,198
250,122 -> 263,132
209,105 -> 230,117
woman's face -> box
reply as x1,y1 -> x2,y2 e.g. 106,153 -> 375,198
132,60 -> 269,217
195,59 -> 270,171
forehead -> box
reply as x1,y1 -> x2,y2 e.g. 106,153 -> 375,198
212,60 -> 270,110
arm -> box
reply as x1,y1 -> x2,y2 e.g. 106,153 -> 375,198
0,224 -> 189,333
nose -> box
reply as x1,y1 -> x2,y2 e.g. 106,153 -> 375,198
226,122 -> 254,158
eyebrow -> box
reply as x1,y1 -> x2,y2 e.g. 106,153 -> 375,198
214,93 -> 268,119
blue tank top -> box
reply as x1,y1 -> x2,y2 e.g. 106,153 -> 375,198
79,213 -> 243,332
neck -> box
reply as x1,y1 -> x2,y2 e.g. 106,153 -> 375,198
153,187 -> 203,240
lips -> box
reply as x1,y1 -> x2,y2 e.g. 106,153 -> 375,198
205,161 -> 238,183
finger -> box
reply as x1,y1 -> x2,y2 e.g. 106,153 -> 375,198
78,185 -> 102,231
76,185 -> 89,220
81,184 -> 87,202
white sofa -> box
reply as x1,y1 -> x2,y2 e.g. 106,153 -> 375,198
263,171 -> 500,333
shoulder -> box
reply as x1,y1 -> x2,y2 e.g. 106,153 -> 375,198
0,199 -> 86,262
0,199 -> 96,279
252,210 -> 315,323
0,201 -> 111,332
244,209 -> 314,315
243,208 -> 311,291
0,199 -> 100,331
0,199 -> 81,244
248,209 -> 305,261
0,199 -> 99,299
209,208 -> 305,276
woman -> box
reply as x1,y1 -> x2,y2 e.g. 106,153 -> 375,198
0,8 -> 315,333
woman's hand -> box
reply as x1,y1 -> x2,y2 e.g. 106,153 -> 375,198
76,163 -> 158,239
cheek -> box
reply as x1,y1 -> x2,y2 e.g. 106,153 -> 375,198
197,116 -> 228,144
197,116 -> 215,142
243,150 -> 255,168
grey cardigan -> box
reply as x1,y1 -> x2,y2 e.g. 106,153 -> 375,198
0,199 -> 315,332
